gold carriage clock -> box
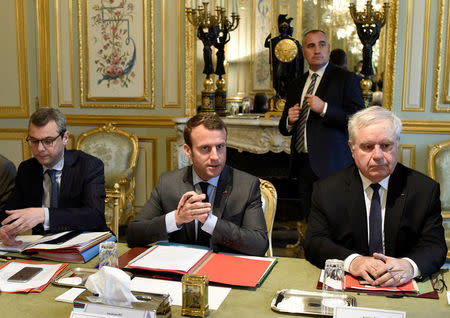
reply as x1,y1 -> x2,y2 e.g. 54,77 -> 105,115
181,274 -> 209,317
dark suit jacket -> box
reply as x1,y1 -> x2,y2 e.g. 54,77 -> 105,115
279,63 -> 364,178
0,154 -> 16,214
3,150 -> 108,234
127,165 -> 269,256
304,163 -> 447,278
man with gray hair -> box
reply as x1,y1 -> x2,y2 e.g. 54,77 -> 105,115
1,108 -> 108,246
305,106 -> 446,287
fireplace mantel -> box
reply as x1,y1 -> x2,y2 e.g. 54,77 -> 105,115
173,116 -> 291,169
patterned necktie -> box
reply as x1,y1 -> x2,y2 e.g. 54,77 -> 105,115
197,182 -> 211,247
46,169 -> 59,208
295,73 -> 319,153
369,183 -> 382,254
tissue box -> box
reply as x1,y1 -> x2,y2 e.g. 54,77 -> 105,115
72,290 -> 171,318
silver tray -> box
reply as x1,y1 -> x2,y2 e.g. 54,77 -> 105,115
52,267 -> 134,288
271,289 -> 356,316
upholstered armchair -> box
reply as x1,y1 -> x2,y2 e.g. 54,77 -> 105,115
428,139 -> 450,258
76,123 -> 139,238
259,178 -> 277,257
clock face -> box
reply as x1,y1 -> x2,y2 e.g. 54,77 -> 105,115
274,39 -> 298,63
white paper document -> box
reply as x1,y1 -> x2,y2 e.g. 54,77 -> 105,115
32,231 -> 110,250
0,232 -> 70,252
0,262 -> 63,292
129,245 -> 209,272
131,277 -> 231,310
55,287 -> 86,303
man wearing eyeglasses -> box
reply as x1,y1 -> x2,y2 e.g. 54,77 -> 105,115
0,108 -> 108,246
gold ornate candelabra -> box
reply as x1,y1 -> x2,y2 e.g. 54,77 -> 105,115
186,2 -> 239,114
349,0 -> 389,107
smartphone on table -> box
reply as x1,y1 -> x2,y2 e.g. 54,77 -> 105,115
7,267 -> 43,283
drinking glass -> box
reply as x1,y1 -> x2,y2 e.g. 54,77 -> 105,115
321,259 -> 347,310
98,241 -> 119,268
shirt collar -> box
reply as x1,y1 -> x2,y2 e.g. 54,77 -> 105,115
358,170 -> 390,191
192,167 -> 219,188
42,157 -> 64,174
308,62 -> 328,78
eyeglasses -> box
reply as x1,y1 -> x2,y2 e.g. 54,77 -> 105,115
26,131 -> 64,148
432,272 -> 447,293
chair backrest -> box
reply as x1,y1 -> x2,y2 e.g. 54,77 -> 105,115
76,123 -> 139,189
428,139 -> 450,259
428,139 -> 450,213
259,178 -> 277,257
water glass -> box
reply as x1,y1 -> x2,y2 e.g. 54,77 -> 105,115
322,259 -> 347,310
98,241 -> 119,268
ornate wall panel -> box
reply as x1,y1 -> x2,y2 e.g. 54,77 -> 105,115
401,0 -> 430,112
433,0 -> 450,112
77,0 -> 154,108
399,144 -> 416,169
251,0 -> 271,93
166,136 -> 177,172
56,0 -> 75,107
0,0 -> 29,118
134,137 -> 157,211
162,0 -> 181,108
0,130 -> 30,166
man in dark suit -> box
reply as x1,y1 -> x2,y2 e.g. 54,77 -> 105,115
127,113 -> 268,256
279,30 -> 364,219
0,108 -> 108,246
305,106 -> 447,287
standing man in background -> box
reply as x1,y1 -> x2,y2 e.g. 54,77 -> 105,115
279,30 -> 364,220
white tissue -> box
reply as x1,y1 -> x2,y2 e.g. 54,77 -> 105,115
85,266 -> 138,305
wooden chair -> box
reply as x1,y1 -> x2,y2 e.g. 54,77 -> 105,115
428,139 -> 450,259
259,178 -> 277,257
76,123 -> 139,239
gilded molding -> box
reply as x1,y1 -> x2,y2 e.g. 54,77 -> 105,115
56,0 -> 75,107
37,0 -> 51,107
401,0 -> 429,112
162,0 -> 181,108
433,0 -> 450,111
1,0 -> 29,118
66,114 -> 176,127
137,136 -> 158,193
78,0 -> 154,108
398,144 -> 416,169
382,0 -> 398,111
184,1 -> 196,116
166,136 -> 177,172
401,120 -> 450,134
0,129 -> 31,160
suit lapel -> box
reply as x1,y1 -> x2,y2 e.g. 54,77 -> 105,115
315,63 -> 333,99
384,164 -> 406,256
182,167 -> 197,244
59,149 -> 75,203
213,165 -> 232,219
347,165 -> 369,252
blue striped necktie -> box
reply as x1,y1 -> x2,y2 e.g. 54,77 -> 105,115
46,169 -> 59,208
295,73 -> 318,153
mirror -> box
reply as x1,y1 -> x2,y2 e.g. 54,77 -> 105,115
187,0 -> 395,113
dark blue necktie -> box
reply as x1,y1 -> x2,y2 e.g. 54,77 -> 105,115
46,169 -> 59,208
369,183 -> 382,254
197,182 -> 211,247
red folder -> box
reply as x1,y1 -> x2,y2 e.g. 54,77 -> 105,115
121,245 -> 276,288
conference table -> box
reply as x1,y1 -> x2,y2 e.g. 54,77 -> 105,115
1,244 -> 449,317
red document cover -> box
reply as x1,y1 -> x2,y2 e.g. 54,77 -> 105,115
0,260 -> 68,293
345,274 -> 418,294
195,253 -> 275,287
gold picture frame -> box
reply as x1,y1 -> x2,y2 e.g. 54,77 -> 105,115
78,0 -> 154,108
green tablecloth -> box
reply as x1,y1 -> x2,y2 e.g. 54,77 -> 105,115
0,243 -> 449,317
